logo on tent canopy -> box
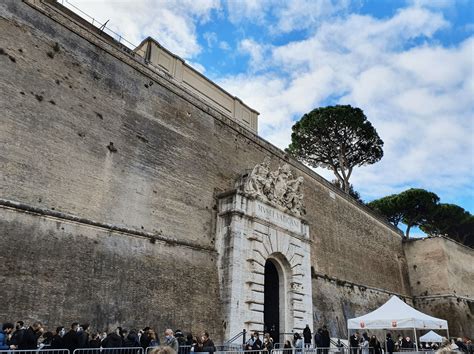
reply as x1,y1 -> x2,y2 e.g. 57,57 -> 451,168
391,321 -> 397,328
360,321 -> 365,328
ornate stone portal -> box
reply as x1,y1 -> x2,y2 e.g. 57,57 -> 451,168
216,158 -> 313,341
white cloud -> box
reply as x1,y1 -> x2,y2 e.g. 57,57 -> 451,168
203,31 -> 218,48
225,0 -> 269,25
237,39 -> 272,72
219,41 -> 231,51
219,6 -> 473,205
272,0 -> 352,34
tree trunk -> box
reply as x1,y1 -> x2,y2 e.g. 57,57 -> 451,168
343,177 -> 350,193
405,224 -> 412,239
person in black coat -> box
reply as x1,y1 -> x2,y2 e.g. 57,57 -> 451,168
19,322 -> 43,350
10,321 -> 26,349
123,331 -> 140,347
89,333 -> 102,348
101,329 -> 123,348
314,328 -> 323,348
195,332 -> 216,354
77,324 -> 90,349
321,326 -> 331,353
62,323 -> 80,353
51,327 -> 65,349
252,332 -> 262,351
350,332 -> 360,354
140,328 -> 152,349
303,325 -> 312,348
386,333 -> 395,354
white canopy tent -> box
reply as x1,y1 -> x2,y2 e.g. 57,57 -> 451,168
347,296 -> 449,350
419,330 -> 444,343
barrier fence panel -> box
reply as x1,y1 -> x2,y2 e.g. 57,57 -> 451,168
74,347 -> 143,354
177,346 -> 192,354
0,350 -> 70,354
272,348 -> 348,354
303,348 -> 348,354
216,350 -> 267,354
215,344 -> 243,351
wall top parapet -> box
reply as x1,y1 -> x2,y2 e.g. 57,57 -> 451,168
404,235 -> 473,252
134,37 -> 259,133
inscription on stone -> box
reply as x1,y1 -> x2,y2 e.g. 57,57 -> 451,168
255,201 -> 301,234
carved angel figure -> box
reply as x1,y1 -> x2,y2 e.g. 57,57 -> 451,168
272,163 -> 293,204
244,156 -> 271,198
285,176 -> 304,216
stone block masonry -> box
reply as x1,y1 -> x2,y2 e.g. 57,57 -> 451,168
1,0 -> 471,339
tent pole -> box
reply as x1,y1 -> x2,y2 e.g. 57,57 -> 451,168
446,327 -> 450,341
413,328 -> 418,351
384,329 -> 387,354
348,326 -> 350,354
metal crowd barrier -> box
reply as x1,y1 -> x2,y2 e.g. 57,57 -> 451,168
0,350 -> 70,354
271,348 -> 347,354
215,350 -> 267,354
177,346 -> 192,354
215,344 -> 243,351
303,348 -> 347,354
74,348 -> 143,354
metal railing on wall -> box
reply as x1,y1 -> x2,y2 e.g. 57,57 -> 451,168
58,0 -> 137,49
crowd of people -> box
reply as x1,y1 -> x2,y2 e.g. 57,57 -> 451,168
0,321 -> 216,354
1,321 -> 473,354
350,331 -> 473,354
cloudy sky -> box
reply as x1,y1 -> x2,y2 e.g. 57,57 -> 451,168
63,0 -> 474,222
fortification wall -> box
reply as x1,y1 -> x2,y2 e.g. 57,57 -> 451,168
1,0 -> 411,337
405,237 -> 474,336
0,206 -> 222,337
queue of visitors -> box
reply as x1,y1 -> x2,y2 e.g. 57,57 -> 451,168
2,321 -> 473,354
0,321 -> 216,354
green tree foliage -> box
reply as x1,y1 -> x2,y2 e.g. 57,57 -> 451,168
367,194 -> 403,226
420,204 -> 473,247
396,189 -> 440,238
368,188 -> 439,238
287,105 -> 384,193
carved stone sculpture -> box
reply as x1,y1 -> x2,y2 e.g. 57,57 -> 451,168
241,158 -> 305,216
243,156 -> 271,197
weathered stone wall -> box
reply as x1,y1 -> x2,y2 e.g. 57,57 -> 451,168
404,237 -> 474,336
413,297 -> 473,338
1,0 -> 411,338
311,275 -> 393,336
0,206 -> 223,338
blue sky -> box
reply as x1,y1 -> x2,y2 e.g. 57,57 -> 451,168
64,0 -> 474,234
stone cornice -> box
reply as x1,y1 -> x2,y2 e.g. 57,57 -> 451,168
0,198 -> 217,253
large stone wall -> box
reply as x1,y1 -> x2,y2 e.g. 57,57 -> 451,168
0,206 -> 222,337
1,0 -> 411,339
404,237 -> 474,336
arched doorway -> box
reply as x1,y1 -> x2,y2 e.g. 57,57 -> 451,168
264,259 -> 280,342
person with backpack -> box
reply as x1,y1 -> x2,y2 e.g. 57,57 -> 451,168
0,323 -> 15,350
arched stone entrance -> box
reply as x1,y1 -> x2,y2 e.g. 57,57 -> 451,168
264,258 -> 280,341
216,191 -> 314,340
264,254 -> 293,343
